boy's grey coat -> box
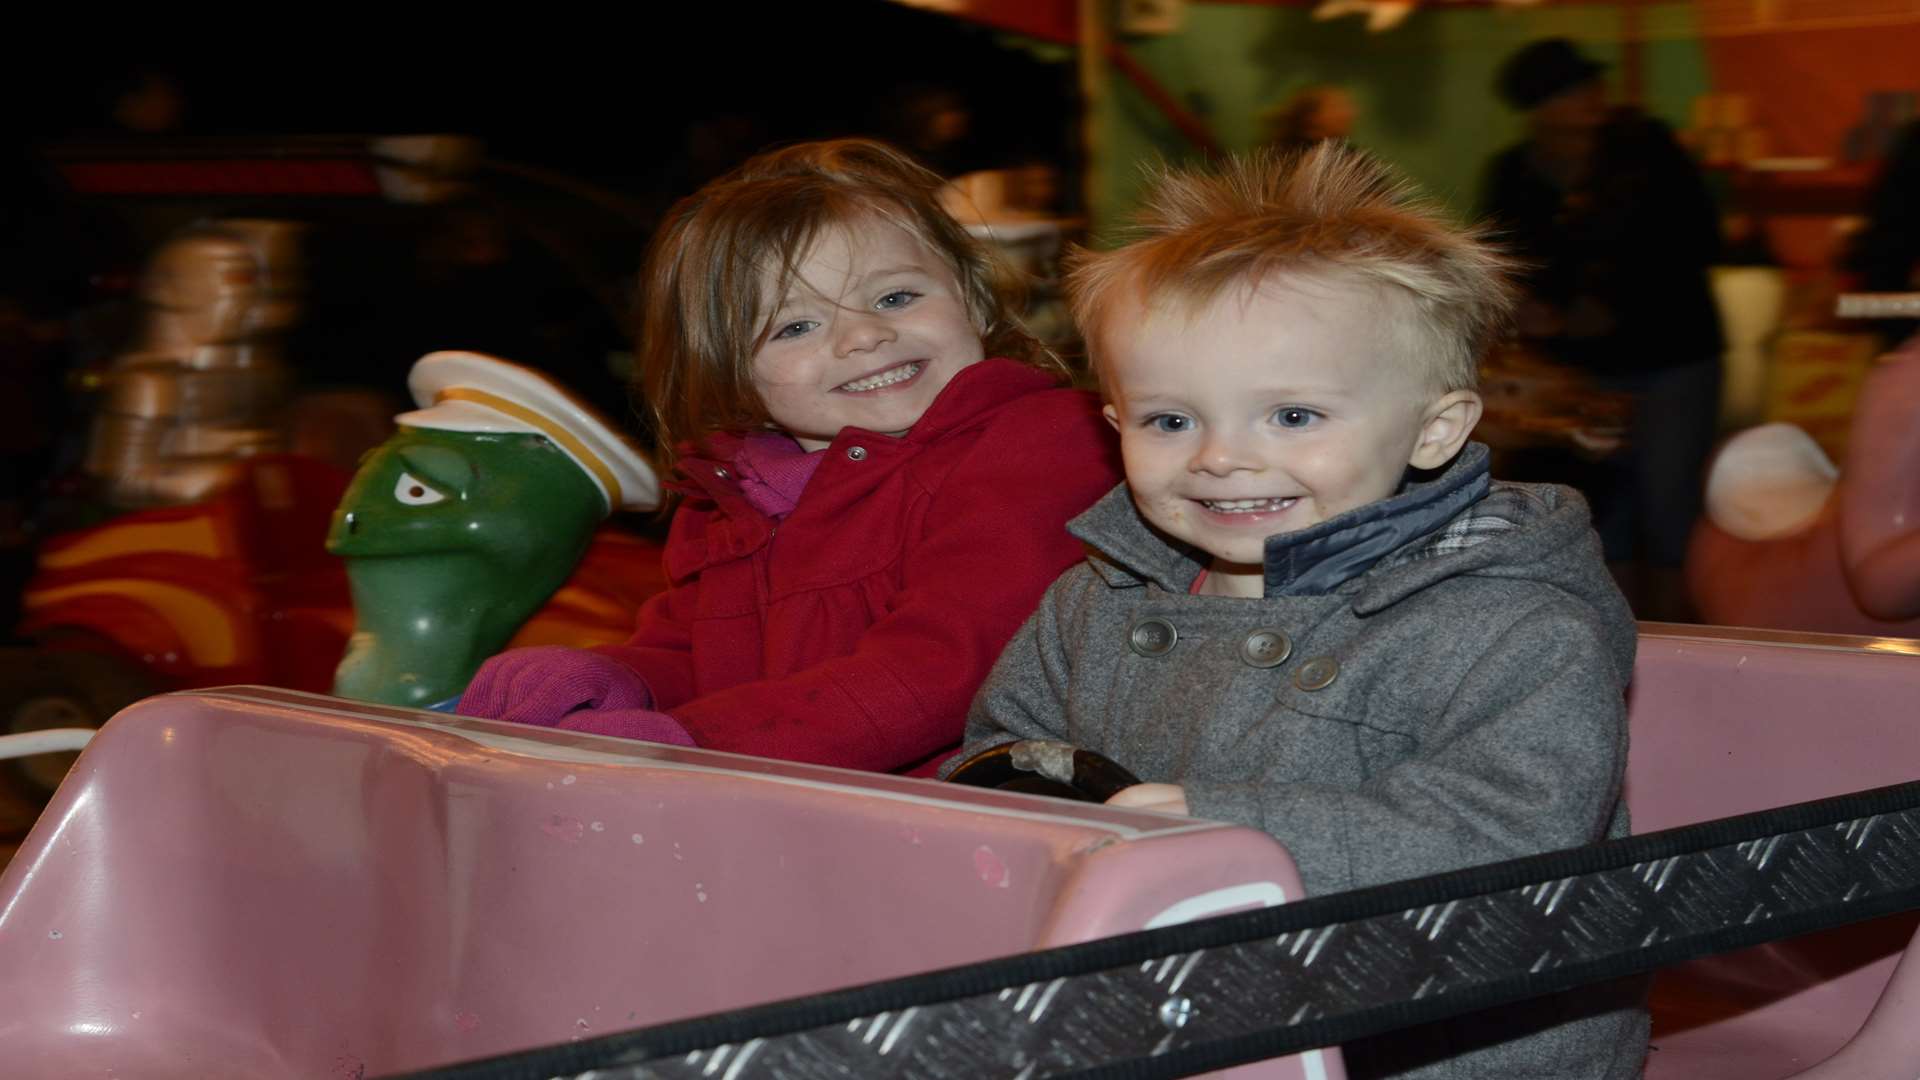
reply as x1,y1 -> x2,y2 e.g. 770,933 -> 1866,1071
954,446 -> 1645,1079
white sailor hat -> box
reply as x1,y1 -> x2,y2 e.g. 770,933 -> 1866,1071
395,350 -> 661,512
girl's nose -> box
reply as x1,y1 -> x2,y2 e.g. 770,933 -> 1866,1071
833,312 -> 896,356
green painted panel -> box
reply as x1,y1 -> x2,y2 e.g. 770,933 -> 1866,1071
1090,4 -> 1709,239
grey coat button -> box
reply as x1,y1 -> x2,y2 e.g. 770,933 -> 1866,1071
1240,629 -> 1292,668
1128,617 -> 1178,657
713,466 -> 730,479
1293,656 -> 1340,691
846,446 -> 868,461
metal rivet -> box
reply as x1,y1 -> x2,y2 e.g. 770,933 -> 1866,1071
1294,656 -> 1340,691
713,466 -> 729,479
1128,617 -> 1178,657
846,446 -> 868,461
1240,628 -> 1292,669
1158,995 -> 1194,1030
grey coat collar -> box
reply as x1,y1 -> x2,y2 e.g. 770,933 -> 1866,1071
1263,442 -> 1491,596
1071,443 -> 1492,599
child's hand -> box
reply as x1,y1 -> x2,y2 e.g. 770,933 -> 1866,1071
458,646 -> 655,726
1105,783 -> 1189,816
556,708 -> 696,747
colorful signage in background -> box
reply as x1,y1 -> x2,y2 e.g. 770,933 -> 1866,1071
1764,330 -> 1885,461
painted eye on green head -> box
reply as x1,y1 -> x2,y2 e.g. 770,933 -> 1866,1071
392,472 -> 448,506
393,443 -> 476,501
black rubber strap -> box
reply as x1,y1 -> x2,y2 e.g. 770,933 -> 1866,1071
388,778 -> 1920,1080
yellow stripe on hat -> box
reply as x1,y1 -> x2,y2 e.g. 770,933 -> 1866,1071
439,387 -> 621,508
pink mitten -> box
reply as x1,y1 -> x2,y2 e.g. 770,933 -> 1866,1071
457,646 -> 656,727
556,708 -> 696,746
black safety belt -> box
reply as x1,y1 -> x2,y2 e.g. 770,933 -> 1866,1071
390,779 -> 1920,1080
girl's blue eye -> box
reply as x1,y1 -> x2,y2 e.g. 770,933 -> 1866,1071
876,290 -> 920,310
1274,407 -> 1317,428
1148,414 -> 1192,433
771,320 -> 816,341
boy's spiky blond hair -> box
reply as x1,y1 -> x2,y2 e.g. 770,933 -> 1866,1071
1069,143 -> 1516,396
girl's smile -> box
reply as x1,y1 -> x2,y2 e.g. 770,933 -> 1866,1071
835,359 -> 927,393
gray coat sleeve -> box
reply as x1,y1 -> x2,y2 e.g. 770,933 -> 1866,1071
1183,600 -> 1630,894
938,566 -> 1093,777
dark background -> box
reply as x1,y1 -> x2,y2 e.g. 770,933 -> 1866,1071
0,4 -> 1082,628
5,7 -> 1075,192
3,3 -> 1080,403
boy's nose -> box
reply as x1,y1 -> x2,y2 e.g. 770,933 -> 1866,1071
1189,431 -> 1259,476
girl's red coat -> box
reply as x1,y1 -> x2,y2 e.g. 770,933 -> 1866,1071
593,359 -> 1122,772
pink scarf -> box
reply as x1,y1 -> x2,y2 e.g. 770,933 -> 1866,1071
732,432 -> 826,519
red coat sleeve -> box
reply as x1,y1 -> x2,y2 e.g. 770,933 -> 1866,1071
659,391 -> 1119,771
586,531 -> 703,710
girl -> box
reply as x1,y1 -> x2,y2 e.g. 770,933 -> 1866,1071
457,139 -> 1121,774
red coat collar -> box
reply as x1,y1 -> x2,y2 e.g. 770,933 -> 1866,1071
662,358 -> 1059,577
672,357 -> 1054,500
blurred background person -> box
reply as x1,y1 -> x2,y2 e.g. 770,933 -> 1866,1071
1846,117 -> 1920,344
873,83 -> 983,178
1479,38 -> 1725,620
100,67 -> 187,137
1261,84 -> 1359,157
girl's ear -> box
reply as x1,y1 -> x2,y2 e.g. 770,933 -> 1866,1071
1408,390 -> 1482,470
1101,403 -> 1121,432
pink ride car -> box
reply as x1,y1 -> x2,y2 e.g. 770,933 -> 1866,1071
0,623 -> 1915,1079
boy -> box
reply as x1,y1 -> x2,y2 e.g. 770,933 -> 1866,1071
950,145 -> 1644,1078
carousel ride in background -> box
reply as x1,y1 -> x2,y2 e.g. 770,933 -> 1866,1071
1,139 -> 670,809
1686,296 -> 1920,636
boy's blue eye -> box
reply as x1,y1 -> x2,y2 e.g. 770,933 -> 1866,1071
1273,407 -> 1318,428
876,290 -> 920,310
771,320 -> 816,341
1148,414 -> 1192,433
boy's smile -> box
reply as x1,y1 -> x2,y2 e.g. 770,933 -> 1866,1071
1099,275 -> 1480,598
751,214 -> 985,451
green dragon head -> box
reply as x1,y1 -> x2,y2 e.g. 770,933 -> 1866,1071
325,352 -> 658,707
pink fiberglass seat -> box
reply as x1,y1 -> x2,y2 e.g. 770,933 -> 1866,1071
1627,623 -> 1920,1080
0,687 -> 1334,1080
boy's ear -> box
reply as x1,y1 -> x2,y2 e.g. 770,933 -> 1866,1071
1408,390 -> 1482,471
1101,403 -> 1120,432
